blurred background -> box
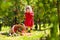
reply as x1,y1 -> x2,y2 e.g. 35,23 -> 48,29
0,0 -> 60,40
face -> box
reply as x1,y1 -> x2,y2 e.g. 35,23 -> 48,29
26,9 -> 30,13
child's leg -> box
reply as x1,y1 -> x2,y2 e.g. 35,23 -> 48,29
9,29 -> 14,36
29,27 -> 33,33
9,29 -> 12,35
30,27 -> 32,30
27,27 -> 31,33
25,26 -> 28,32
25,26 -> 32,33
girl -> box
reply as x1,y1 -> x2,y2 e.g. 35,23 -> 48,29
9,24 -> 26,36
24,5 -> 34,32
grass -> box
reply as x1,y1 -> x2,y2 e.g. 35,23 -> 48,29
0,31 -> 45,40
1,26 -> 10,31
0,26 -> 45,40
0,23 -> 58,40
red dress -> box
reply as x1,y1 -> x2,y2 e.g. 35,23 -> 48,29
24,12 -> 34,28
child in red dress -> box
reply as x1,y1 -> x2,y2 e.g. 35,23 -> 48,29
24,6 -> 34,32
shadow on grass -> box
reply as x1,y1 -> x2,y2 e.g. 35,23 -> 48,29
0,32 -> 10,37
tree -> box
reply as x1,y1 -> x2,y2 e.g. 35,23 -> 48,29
57,0 -> 60,29
50,0 -> 59,40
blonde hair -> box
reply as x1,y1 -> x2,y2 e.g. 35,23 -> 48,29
24,5 -> 33,13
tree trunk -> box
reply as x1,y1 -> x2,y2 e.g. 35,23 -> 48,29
57,0 -> 60,30
35,22 -> 38,30
0,24 -> 2,31
39,18 -> 41,30
57,0 -> 60,40
11,0 -> 19,27
50,22 -> 58,40
50,0 -> 59,40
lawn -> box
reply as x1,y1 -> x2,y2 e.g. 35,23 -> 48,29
0,31 -> 44,40
0,31 -> 45,40
0,24 -> 53,40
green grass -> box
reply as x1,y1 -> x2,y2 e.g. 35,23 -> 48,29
1,26 -> 10,31
0,26 -> 45,40
0,31 -> 44,40
0,23 -> 58,40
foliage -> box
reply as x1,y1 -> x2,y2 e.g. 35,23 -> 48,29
0,0 -> 58,25
0,0 -> 59,40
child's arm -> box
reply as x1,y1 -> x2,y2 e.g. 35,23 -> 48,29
30,12 -> 34,17
11,25 -> 16,33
